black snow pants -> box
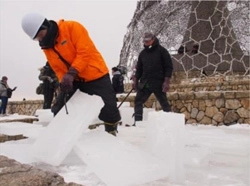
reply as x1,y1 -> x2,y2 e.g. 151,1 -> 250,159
134,84 -> 171,122
52,74 -> 121,123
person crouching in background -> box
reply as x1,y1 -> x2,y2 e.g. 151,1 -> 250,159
111,67 -> 124,94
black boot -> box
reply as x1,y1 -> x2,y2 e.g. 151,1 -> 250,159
104,121 -> 119,136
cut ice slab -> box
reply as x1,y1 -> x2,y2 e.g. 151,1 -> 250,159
0,143 -> 35,164
34,109 -> 54,126
32,90 -> 103,166
146,111 -> 186,184
74,130 -> 168,186
0,122 -> 44,139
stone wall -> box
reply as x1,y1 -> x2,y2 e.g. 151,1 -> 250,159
124,75 -> 250,92
6,100 -> 43,116
121,77 -> 250,125
5,77 -> 250,125
118,91 -> 250,125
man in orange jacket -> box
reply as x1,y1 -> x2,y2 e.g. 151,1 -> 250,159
22,13 -> 121,136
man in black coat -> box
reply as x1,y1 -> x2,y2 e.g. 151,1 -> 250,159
132,32 -> 173,126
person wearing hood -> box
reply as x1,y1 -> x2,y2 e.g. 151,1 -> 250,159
132,32 -> 173,126
21,13 -> 121,136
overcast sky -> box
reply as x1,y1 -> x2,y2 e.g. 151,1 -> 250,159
0,0 -> 137,100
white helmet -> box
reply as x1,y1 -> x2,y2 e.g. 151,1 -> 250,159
21,13 -> 46,39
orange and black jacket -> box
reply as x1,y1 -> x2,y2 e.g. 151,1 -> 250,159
43,19 -> 109,82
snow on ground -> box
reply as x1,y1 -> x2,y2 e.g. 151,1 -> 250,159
0,102 -> 249,186
0,113 -> 38,122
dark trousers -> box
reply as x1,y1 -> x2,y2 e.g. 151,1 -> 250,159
0,96 -> 8,114
43,90 -> 54,109
52,74 -> 121,123
134,87 -> 171,122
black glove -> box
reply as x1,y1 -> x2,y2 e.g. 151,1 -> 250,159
60,67 -> 78,93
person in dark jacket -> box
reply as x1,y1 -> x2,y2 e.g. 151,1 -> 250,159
111,67 -> 124,94
39,62 -> 59,109
132,32 -> 173,126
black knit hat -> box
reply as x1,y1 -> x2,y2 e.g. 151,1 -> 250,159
2,76 -> 8,80
112,67 -> 119,72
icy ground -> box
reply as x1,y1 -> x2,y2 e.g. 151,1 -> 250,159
0,103 -> 249,186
